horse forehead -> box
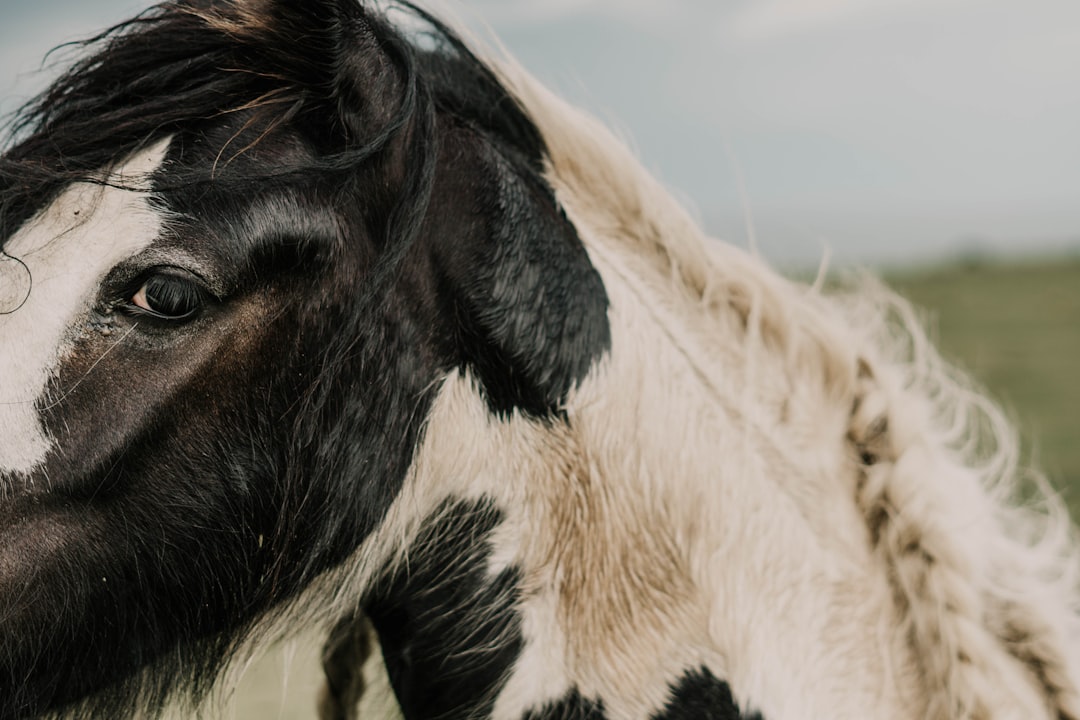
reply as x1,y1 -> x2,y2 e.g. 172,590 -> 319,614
0,138 -> 171,475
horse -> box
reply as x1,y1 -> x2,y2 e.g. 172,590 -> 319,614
1,1 -> 1078,718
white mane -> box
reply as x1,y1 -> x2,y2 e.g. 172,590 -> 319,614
491,59 -> 1080,718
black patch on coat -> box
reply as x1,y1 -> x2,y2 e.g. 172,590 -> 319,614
412,10 -> 611,417
424,124 -> 610,418
522,688 -> 607,720
365,499 -> 523,720
652,668 -> 763,720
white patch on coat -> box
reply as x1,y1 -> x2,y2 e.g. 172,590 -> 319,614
0,139 -> 171,475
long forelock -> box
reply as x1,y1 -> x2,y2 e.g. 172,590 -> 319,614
0,4 -> 286,243
0,4 -> 346,244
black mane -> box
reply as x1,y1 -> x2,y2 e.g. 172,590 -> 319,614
0,0 -> 547,252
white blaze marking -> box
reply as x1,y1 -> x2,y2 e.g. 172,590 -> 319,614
0,139 -> 171,474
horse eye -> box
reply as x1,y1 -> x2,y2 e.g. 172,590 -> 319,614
130,272 -> 205,321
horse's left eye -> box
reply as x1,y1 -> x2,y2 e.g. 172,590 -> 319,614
130,271 -> 206,321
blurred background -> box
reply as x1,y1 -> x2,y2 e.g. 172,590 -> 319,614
3,1 -> 1078,716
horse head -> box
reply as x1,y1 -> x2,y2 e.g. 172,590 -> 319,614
0,1 -> 608,715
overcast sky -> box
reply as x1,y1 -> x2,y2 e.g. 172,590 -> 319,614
3,0 -> 1079,267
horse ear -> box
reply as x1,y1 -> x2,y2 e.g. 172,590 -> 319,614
199,0 -> 403,139
433,133 -> 611,416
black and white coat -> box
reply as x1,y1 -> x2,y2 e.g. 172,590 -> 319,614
0,1 -> 1077,719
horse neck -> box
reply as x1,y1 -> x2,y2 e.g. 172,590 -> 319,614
356,242 -> 897,719
350,118 -> 1079,714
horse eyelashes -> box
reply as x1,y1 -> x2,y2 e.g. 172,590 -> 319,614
132,271 -> 206,320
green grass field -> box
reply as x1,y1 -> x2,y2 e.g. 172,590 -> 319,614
888,256 -> 1080,519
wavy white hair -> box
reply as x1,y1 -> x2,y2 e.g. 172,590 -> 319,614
493,57 -> 1080,719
